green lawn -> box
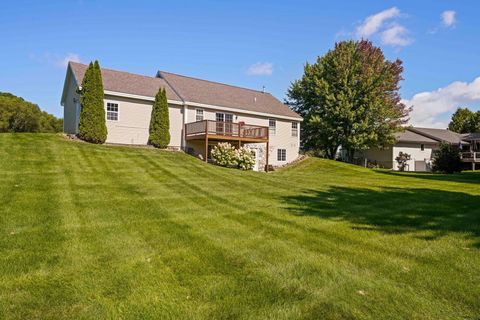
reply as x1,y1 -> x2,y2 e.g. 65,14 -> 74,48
1,133 -> 479,319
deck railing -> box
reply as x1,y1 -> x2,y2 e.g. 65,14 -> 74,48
185,120 -> 269,140
460,152 -> 480,162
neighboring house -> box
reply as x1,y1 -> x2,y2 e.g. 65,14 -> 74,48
61,62 -> 302,170
360,127 -> 479,171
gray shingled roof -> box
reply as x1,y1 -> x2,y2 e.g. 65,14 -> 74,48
68,62 -> 302,120
463,132 -> 480,140
396,130 -> 438,143
158,71 -> 302,119
408,127 -> 466,144
69,62 -> 182,101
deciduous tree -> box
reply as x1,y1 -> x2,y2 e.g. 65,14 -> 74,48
287,40 -> 410,160
448,107 -> 479,133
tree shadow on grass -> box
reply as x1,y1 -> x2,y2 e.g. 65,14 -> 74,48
283,187 -> 480,247
375,170 -> 480,185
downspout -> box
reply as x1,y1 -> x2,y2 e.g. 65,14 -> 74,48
157,71 -> 187,150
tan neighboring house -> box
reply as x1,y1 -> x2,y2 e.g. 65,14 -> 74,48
61,62 -> 302,170
360,127 -> 479,171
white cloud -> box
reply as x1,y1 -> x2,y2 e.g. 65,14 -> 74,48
356,7 -> 400,37
29,52 -> 83,68
381,24 -> 412,46
442,10 -> 456,27
403,77 -> 480,128
58,53 -> 82,68
354,7 -> 411,47
246,62 -> 273,76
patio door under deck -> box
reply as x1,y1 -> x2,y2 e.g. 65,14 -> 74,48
215,113 -> 233,135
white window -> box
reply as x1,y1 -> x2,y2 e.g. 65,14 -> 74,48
106,102 -> 118,121
292,122 -> 298,137
269,119 -> 276,135
196,109 -> 204,122
277,149 -> 286,161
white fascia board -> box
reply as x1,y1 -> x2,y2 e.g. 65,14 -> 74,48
185,101 -> 303,122
103,90 -> 184,105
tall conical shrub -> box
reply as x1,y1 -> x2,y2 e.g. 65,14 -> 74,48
78,60 -> 107,143
149,88 -> 170,148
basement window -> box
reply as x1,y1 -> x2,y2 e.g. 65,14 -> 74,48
106,103 -> 118,121
277,149 -> 286,161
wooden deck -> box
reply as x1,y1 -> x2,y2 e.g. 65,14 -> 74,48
185,120 -> 269,143
184,120 -> 270,169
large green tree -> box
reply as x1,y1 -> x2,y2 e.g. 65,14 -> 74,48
78,61 -> 107,143
148,87 -> 170,148
448,107 -> 479,133
287,40 -> 410,160
0,92 -> 62,133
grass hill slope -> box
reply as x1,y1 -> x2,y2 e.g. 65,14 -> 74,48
1,134 -> 479,319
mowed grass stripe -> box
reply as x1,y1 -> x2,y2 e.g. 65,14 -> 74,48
0,134 -> 479,319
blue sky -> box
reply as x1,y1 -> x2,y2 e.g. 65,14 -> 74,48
1,0 -> 479,128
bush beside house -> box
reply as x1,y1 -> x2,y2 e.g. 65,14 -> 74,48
395,152 -> 411,172
211,142 -> 255,170
432,143 -> 463,174
149,88 -> 170,148
78,61 -> 107,144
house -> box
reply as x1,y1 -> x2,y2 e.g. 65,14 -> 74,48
360,127 -> 479,171
61,62 -> 302,171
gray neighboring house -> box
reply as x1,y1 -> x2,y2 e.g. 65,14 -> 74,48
360,127 -> 480,171
61,62 -> 302,171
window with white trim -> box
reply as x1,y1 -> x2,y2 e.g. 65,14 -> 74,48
292,122 -> 298,137
269,119 -> 276,135
106,102 -> 118,121
196,109 -> 204,122
277,149 -> 286,161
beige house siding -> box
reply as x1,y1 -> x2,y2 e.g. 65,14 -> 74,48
269,119 -> 300,165
186,106 -> 300,166
392,142 -> 438,171
362,147 -> 394,169
62,82 -> 301,166
103,95 -> 183,147
362,142 -> 439,171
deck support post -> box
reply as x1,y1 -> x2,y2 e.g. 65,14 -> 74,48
473,162 -> 476,171
205,136 -> 208,162
265,141 -> 269,172
204,120 -> 209,162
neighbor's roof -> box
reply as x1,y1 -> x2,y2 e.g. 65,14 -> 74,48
68,62 -> 182,101
463,132 -> 480,140
396,130 -> 438,143
408,127 -> 467,144
158,70 -> 302,119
